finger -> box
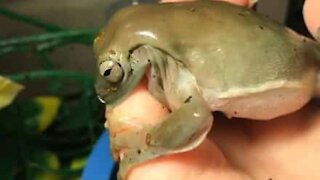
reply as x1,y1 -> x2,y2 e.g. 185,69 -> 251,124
128,139 -> 247,180
106,78 -> 169,129
108,81 -> 247,180
160,0 -> 250,7
105,78 -> 169,161
303,0 -> 320,39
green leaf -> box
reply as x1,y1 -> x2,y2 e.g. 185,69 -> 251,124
0,29 -> 98,47
9,70 -> 94,86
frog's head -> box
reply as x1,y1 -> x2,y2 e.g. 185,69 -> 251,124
95,48 -> 148,106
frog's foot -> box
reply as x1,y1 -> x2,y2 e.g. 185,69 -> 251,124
117,94 -> 213,180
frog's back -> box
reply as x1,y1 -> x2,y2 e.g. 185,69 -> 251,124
98,0 -> 315,89
96,1 -> 290,57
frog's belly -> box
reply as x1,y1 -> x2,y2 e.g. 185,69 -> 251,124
202,73 -> 316,120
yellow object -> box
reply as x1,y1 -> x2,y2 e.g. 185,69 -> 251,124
0,76 -> 24,110
44,151 -> 60,170
34,151 -> 61,180
70,157 -> 88,170
34,96 -> 61,132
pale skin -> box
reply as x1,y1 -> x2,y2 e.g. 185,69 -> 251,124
106,0 -> 320,179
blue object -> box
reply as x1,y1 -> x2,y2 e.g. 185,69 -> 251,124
82,131 -> 116,180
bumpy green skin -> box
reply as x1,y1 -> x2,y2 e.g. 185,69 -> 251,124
94,1 -> 320,179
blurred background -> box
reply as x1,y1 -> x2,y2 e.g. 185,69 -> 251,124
0,0 -> 310,179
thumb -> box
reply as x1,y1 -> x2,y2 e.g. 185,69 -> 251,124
303,0 -> 320,39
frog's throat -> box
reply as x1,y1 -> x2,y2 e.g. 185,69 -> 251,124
106,65 -> 147,106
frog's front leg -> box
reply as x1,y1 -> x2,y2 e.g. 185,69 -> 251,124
117,47 -> 213,179
146,47 -> 214,150
118,90 -> 213,180
148,91 -> 212,149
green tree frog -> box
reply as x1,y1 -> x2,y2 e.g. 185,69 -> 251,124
94,1 -> 320,179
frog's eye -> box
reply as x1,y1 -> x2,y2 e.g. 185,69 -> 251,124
99,61 -> 123,83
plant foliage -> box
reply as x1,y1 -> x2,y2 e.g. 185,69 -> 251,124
0,6 -> 105,180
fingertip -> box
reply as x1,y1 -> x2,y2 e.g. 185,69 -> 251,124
303,0 -> 320,39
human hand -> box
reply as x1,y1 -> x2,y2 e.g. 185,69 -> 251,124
107,1 -> 320,179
